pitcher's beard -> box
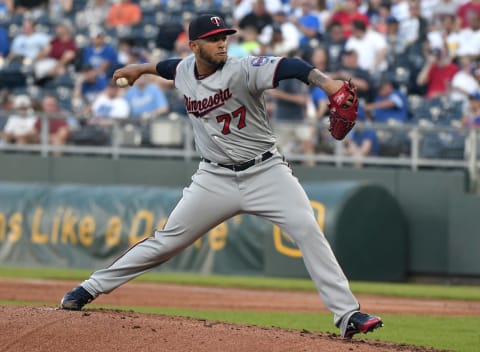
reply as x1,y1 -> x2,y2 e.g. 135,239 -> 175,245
199,47 -> 227,69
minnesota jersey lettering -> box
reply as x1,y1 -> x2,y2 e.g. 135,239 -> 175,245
184,88 -> 232,117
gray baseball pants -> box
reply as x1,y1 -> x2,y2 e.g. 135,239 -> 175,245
81,152 -> 359,326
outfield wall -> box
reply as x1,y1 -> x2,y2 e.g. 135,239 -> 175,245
0,153 -> 478,280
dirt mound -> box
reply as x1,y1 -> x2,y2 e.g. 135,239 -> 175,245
1,279 -> 469,351
0,306 -> 445,352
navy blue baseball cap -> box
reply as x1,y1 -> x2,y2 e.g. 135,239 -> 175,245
189,14 -> 236,40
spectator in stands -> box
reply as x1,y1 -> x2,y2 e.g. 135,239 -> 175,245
363,78 -> 409,123
451,55 -> 480,112
233,0 -> 282,24
329,49 -> 374,103
0,0 -> 13,19
456,0 -> 480,28
258,11 -> 300,57
427,14 -> 461,58
345,122 -> 380,157
124,74 -> 169,120
327,0 -> 369,38
268,53 -> 313,160
238,0 -> 273,35
462,91 -> 480,127
34,20 -> 77,82
48,0 -> 73,18
390,0 -> 410,21
75,0 -> 111,29
34,94 -> 70,154
81,26 -> 119,79
398,0 -> 429,51
239,25 -> 261,55
0,25 -> 10,58
344,19 -> 388,76
430,0 -> 459,22
416,47 -> 459,99
455,11 -> 480,58
1,94 -> 37,144
7,18 -> 50,64
73,64 -> 108,111
314,0 -> 331,33
308,46 -> 329,119
173,12 -> 193,58
106,0 -> 142,28
344,122 -> 380,167
306,46 -> 332,155
384,15 -> 408,69
289,0 -> 323,47
13,0 -> 48,15
323,21 -> 347,72
367,0 -> 394,34
90,82 -> 130,124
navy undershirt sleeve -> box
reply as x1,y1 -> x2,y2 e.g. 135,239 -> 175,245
274,57 -> 314,86
155,59 -> 182,80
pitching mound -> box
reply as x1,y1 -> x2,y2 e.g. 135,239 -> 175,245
1,306 -> 444,352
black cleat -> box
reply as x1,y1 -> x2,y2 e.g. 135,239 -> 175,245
60,286 -> 94,310
343,312 -> 384,338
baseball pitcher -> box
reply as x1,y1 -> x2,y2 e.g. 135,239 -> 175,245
61,14 -> 381,339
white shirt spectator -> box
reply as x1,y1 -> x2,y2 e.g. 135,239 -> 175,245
10,31 -> 50,60
3,95 -> 37,137
345,29 -> 388,73
3,114 -> 37,136
91,88 -> 130,119
451,70 -> 480,99
456,27 -> 480,57
259,21 -> 301,56
390,0 -> 410,21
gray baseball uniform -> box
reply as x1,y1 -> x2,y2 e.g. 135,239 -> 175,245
81,54 -> 359,327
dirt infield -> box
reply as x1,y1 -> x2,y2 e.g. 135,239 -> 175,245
2,279 -> 477,352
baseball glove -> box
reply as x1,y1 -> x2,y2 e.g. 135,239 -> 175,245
328,79 -> 358,140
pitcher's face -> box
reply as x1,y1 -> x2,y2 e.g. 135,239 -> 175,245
193,34 -> 229,69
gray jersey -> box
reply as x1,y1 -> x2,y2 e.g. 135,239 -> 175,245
175,55 -> 281,164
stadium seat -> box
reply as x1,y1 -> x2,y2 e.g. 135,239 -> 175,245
149,114 -> 184,147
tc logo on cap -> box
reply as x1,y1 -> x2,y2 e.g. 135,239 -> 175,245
211,16 -> 222,27
188,14 -> 237,40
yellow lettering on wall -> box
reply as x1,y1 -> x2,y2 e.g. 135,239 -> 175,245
311,200 -> 325,231
51,208 -> 63,244
156,218 -> 167,231
194,237 -> 202,248
8,213 -> 22,243
106,216 -> 122,247
0,213 -> 5,241
129,210 -> 154,245
232,215 -> 242,225
32,208 -> 48,244
273,200 -> 326,258
61,208 -> 78,244
78,216 -> 95,246
273,228 -> 302,258
209,222 -> 227,250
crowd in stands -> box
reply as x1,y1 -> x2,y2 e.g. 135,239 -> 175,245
0,0 -> 479,163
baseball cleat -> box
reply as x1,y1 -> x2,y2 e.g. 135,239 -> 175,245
60,286 -> 94,310
343,312 -> 384,338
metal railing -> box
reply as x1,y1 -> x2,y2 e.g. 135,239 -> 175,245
1,112 -> 479,190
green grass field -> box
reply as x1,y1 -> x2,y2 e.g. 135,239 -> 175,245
1,267 -> 480,352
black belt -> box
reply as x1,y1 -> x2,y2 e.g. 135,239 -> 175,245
202,151 -> 273,171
